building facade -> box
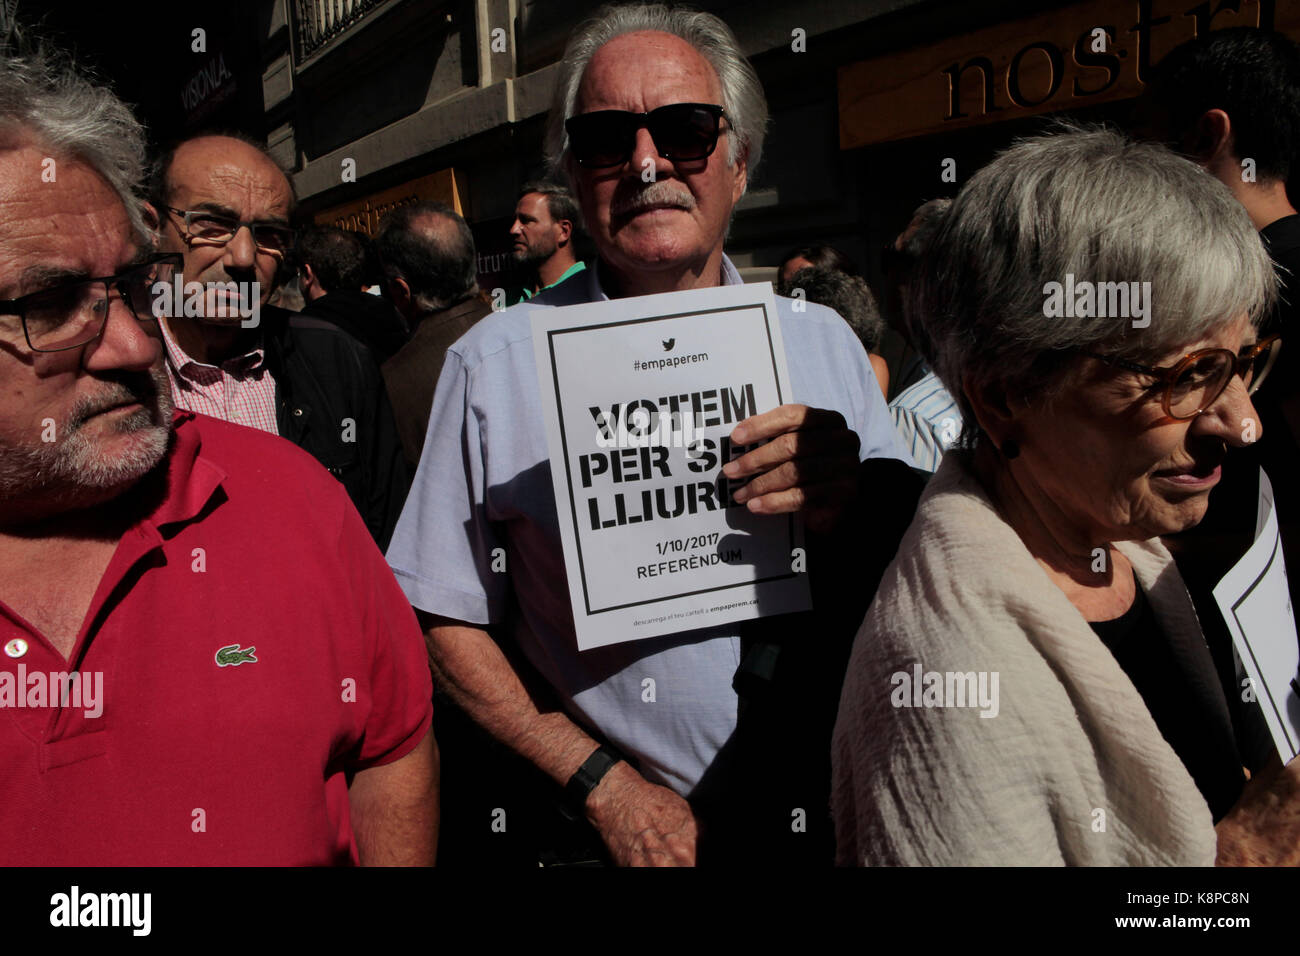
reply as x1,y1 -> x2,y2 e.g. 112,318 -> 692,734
249,0 -> 1294,378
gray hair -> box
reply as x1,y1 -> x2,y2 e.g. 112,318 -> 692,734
0,46 -> 149,241
910,124 -> 1277,449
779,266 -> 885,351
545,3 -> 768,180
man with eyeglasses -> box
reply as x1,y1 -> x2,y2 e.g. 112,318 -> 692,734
0,48 -> 436,865
147,133 -> 409,549
388,4 -> 912,866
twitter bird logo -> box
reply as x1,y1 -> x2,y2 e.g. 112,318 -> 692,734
662,338 -> 675,351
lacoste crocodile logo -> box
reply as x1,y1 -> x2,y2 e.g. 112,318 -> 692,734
215,644 -> 258,667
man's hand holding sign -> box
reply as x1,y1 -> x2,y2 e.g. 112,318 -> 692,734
726,405 -> 863,534
389,8 -> 906,869
534,283 -> 820,650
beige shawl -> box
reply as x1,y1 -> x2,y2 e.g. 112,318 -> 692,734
831,452 -> 1218,865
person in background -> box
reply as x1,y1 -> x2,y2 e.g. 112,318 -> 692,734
149,133 -> 409,549
511,181 -> 587,302
884,198 -> 963,474
777,242 -> 855,288
777,264 -> 890,398
833,126 -> 1299,866
375,200 -> 491,471
1141,29 -> 1300,739
296,225 -> 409,361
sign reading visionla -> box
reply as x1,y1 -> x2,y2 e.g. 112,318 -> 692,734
839,0 -> 1298,148
531,284 -> 811,651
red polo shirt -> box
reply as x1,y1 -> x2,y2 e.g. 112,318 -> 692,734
0,412 -> 432,865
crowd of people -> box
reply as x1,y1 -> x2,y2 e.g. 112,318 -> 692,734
1,3 -> 1298,866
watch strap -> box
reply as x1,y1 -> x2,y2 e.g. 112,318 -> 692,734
565,745 -> 622,810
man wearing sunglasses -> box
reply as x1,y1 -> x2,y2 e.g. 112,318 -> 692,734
0,48 -> 436,865
388,4 -> 911,866
147,133 -> 409,550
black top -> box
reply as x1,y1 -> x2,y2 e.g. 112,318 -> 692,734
691,456 -> 926,865
1166,214 -> 1300,774
1090,576 -> 1245,821
1255,216 -> 1300,534
262,307 -> 410,551
300,289 -> 410,362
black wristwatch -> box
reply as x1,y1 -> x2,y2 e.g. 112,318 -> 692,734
565,745 -> 623,811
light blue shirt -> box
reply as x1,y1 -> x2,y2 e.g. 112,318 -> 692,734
387,254 -> 910,795
889,369 -> 962,474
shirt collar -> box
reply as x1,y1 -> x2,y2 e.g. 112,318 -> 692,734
116,411 -> 226,553
586,253 -> 741,301
154,412 -> 226,529
159,317 -> 267,380
521,261 -> 588,301
419,295 -> 488,327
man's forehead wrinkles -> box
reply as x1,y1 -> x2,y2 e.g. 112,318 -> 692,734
19,243 -> 147,287
577,33 -> 722,113
175,164 -> 292,216
0,184 -> 135,297
206,164 -> 285,191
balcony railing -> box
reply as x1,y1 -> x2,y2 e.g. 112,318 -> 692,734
1,0 -> 22,50
294,0 -> 387,62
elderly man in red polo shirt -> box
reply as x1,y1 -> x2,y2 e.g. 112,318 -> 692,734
0,49 -> 437,865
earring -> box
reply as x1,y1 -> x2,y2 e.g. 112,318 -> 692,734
1000,439 -> 1020,460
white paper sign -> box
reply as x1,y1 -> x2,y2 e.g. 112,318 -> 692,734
1213,467 -> 1300,761
531,283 -> 812,651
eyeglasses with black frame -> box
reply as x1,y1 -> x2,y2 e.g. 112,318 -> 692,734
1074,334 -> 1281,421
165,206 -> 294,257
565,103 -> 728,169
0,252 -> 183,353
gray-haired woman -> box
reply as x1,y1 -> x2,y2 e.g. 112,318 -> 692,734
832,126 -> 1299,865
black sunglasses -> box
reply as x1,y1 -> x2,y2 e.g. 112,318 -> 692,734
565,103 -> 727,169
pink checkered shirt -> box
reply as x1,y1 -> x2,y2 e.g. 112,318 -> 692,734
158,319 -> 280,435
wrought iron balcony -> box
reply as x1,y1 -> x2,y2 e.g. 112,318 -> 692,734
294,0 -> 388,63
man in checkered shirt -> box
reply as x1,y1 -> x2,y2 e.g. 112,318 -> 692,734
149,134 -> 409,549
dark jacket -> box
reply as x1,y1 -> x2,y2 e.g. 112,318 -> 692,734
1166,215 -> 1300,775
299,289 -> 410,362
690,456 -> 927,866
262,306 -> 410,550
382,295 -> 493,470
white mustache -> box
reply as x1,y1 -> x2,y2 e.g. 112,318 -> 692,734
612,181 -> 696,216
